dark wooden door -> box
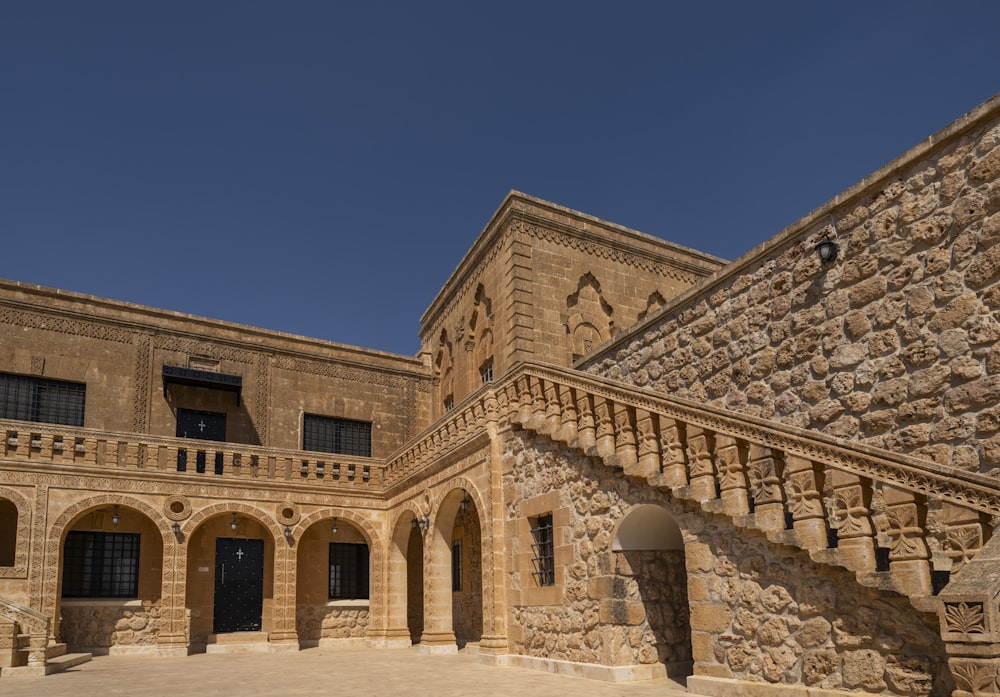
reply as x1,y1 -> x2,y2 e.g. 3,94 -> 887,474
176,408 -> 226,441
213,538 -> 263,633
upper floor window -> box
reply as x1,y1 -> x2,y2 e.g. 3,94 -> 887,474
480,361 -> 494,384
0,372 -> 85,427
303,414 -> 372,457
443,396 -> 454,412
62,531 -> 140,598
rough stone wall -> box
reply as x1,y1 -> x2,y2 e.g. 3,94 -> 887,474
503,429 -> 691,669
585,105 -> 1000,474
689,523 -> 951,695
60,603 -> 160,652
295,605 -> 368,641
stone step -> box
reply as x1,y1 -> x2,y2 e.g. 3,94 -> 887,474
0,651 -> 91,678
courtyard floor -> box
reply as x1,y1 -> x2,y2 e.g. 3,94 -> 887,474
7,647 -> 690,697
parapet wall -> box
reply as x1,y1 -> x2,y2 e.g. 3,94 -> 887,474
584,95 -> 1000,475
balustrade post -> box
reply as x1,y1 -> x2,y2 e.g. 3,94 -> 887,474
574,392 -> 596,451
881,486 -> 932,597
746,444 -> 786,531
782,455 -> 827,550
592,396 -> 616,460
542,381 -> 561,436
558,385 -> 577,444
715,434 -> 750,516
826,470 -> 876,571
612,402 -> 638,473
685,426 -> 716,502
632,409 -> 660,479
658,417 -> 688,489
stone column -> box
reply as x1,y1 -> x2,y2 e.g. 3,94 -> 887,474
268,540 -> 299,650
156,534 -> 189,655
478,405 -> 509,659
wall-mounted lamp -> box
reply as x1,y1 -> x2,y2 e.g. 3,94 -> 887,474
111,505 -> 121,528
411,515 -> 430,530
460,491 -> 469,513
171,522 -> 181,536
815,237 -> 838,263
331,518 -> 338,535
230,513 -> 238,532
284,526 -> 292,539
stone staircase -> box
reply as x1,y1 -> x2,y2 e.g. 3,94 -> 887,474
489,362 -> 1000,690
0,599 -> 91,677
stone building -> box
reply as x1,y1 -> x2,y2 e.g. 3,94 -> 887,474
3,94 -> 1000,697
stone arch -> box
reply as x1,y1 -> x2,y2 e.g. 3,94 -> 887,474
565,273 -> 614,359
180,501 -> 285,541
294,508 -> 382,645
435,480 -> 486,648
613,503 -> 684,551
181,502 -> 289,648
0,486 -> 31,578
389,505 -> 426,645
42,494 -> 175,643
612,503 -> 692,679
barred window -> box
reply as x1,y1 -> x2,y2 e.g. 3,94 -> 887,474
443,396 -> 454,412
62,531 -> 139,598
329,542 -> 370,600
530,514 -> 555,587
0,373 -> 85,427
480,361 -> 494,384
452,540 -> 462,592
303,415 -> 372,457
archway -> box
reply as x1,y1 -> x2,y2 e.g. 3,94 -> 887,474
57,502 -> 164,655
612,504 -> 692,679
387,509 -> 424,646
184,507 -> 276,651
450,489 -> 483,648
296,514 -> 372,646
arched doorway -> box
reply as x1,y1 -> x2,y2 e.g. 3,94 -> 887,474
184,511 -> 275,652
387,511 -> 424,646
0,498 -> 18,568
612,504 -> 692,680
58,503 -> 164,655
296,516 -> 371,646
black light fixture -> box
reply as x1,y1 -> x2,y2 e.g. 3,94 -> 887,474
331,518 -> 338,535
411,515 -> 430,530
815,236 -> 838,263
171,522 -> 181,536
460,491 -> 469,513
111,505 -> 121,528
230,513 -> 238,532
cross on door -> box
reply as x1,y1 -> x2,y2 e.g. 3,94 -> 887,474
198,420 -> 207,432
236,548 -> 244,560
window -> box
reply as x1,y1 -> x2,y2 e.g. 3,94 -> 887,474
304,415 -> 372,457
480,361 -> 494,384
530,514 -> 555,587
0,373 -> 85,427
329,542 -> 370,600
62,531 -> 140,598
452,540 -> 462,592
443,396 -> 454,412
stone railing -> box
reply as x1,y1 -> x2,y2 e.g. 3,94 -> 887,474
495,363 -> 999,600
0,598 -> 49,668
0,422 -> 380,491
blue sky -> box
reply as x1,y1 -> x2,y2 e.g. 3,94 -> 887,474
3,2 -> 998,355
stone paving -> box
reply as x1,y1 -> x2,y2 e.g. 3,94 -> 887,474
6,648 -> 690,697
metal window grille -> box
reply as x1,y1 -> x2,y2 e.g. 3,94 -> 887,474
0,372 -> 85,427
62,531 -> 140,598
304,414 -> 372,457
452,540 -> 462,592
480,361 -> 494,384
328,542 -> 370,599
530,514 -> 555,586
443,396 -> 454,412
